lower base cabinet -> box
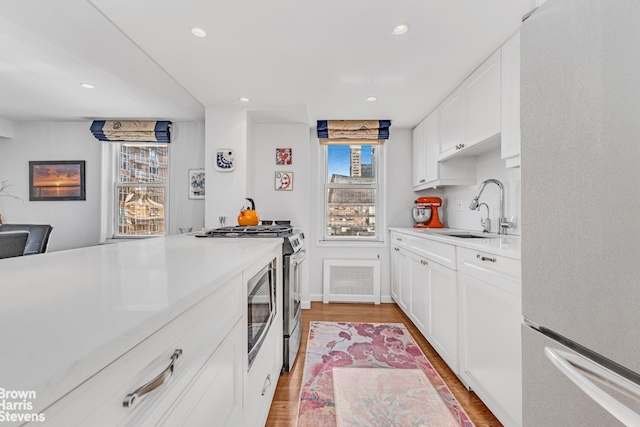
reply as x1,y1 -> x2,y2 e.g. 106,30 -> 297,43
459,271 -> 522,427
157,322 -> 243,426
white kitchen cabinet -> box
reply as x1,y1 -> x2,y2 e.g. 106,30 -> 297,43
412,118 -> 427,188
426,259 -> 458,373
437,50 -> 502,163
39,274 -> 244,427
413,110 -> 475,190
408,250 -> 429,334
501,31 -> 521,168
158,322 -> 243,426
389,231 -> 458,374
458,247 -> 522,427
465,49 -> 501,149
438,87 -> 465,158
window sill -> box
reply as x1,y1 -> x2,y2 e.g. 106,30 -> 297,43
316,239 -> 387,249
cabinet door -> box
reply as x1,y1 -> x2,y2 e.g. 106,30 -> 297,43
438,88 -> 464,158
398,248 -> 411,313
465,50 -> 501,147
427,261 -> 458,373
390,245 -> 401,303
501,31 -> 521,167
423,112 -> 439,184
408,252 -> 429,335
156,322 -> 243,427
412,119 -> 427,188
459,272 -> 522,427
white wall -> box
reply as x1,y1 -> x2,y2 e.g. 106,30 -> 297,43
0,121 -> 205,251
204,106 -> 248,228
441,149 -> 521,235
0,122 -> 101,251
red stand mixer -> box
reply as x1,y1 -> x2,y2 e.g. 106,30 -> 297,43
412,197 -> 445,228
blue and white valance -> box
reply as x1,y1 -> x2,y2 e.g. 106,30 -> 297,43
90,120 -> 171,143
317,120 -> 391,145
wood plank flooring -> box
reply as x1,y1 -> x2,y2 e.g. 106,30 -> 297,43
265,302 -> 502,427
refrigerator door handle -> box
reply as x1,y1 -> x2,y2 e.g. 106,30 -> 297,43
545,347 -> 640,426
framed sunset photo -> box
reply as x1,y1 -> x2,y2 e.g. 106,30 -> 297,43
29,160 -> 86,201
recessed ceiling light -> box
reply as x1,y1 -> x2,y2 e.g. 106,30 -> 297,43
366,96 -> 377,102
239,97 -> 250,103
191,27 -> 207,38
392,23 -> 410,36
80,83 -> 94,89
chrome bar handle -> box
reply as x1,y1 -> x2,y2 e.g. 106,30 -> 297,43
123,349 -> 183,408
545,347 -> 640,426
477,254 -> 497,263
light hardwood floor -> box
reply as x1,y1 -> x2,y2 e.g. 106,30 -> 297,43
265,302 -> 502,427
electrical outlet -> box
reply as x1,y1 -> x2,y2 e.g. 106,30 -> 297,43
455,200 -> 463,211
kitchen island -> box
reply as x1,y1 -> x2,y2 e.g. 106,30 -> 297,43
0,234 -> 283,426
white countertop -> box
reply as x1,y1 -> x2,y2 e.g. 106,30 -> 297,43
389,227 -> 521,259
0,234 -> 282,414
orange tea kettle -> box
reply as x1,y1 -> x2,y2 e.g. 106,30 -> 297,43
238,198 -> 260,226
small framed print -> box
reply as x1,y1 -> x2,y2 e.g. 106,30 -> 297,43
29,160 -> 86,201
274,172 -> 293,191
276,148 -> 292,165
214,149 -> 235,171
188,169 -> 205,199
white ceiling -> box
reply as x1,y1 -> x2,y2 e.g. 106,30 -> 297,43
0,0 -> 534,128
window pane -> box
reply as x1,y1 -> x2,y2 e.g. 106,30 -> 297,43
117,186 -> 165,236
119,144 -> 168,183
327,145 -> 376,184
327,188 -> 376,237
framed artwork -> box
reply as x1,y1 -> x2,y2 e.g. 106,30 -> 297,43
29,160 -> 86,201
214,149 -> 235,171
275,172 -> 293,191
188,169 -> 205,199
276,148 -> 292,165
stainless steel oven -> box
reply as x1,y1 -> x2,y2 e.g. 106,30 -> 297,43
283,245 -> 306,372
247,258 -> 276,370
196,224 -> 305,373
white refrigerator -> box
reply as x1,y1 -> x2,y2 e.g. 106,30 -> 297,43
521,0 -> 640,425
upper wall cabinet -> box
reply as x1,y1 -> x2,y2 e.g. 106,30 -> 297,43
413,111 -> 475,191
438,50 -> 502,162
501,31 -> 521,168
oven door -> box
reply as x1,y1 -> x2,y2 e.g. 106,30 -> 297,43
284,249 -> 306,335
247,260 -> 276,370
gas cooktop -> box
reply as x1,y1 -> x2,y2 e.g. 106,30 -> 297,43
198,224 -> 294,238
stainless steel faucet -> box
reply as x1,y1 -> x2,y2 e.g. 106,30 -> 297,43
469,179 -> 512,235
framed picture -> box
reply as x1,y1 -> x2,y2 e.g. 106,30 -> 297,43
188,169 -> 205,199
29,160 -> 86,201
214,149 -> 235,171
276,148 -> 292,165
275,171 -> 293,191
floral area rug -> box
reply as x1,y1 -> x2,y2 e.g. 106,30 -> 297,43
296,322 -> 474,427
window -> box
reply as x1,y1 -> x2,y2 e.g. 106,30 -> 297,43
114,143 -> 169,237
323,144 -> 383,241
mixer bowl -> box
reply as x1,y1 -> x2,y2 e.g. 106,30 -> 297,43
412,207 -> 432,224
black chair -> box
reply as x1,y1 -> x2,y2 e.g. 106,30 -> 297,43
0,224 -> 53,255
0,231 -> 29,259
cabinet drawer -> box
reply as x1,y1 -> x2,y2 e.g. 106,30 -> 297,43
456,247 -> 521,296
390,232 -> 410,248
40,275 -> 243,427
244,319 -> 282,427
409,237 -> 456,269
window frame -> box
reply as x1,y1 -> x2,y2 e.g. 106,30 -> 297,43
319,143 -> 386,244
101,142 -> 170,241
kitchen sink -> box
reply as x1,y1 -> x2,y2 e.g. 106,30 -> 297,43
439,233 -> 499,239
